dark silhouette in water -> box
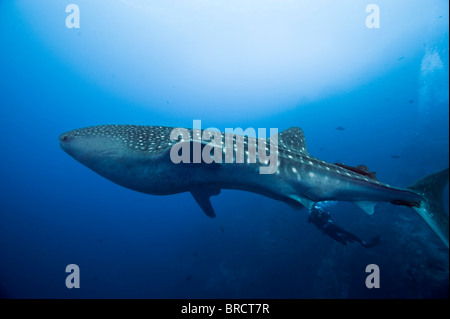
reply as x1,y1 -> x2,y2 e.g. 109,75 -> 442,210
308,204 -> 381,248
335,126 -> 345,131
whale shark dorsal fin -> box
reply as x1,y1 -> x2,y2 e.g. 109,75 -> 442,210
277,127 -> 309,155
190,187 -> 221,218
354,201 -> 377,215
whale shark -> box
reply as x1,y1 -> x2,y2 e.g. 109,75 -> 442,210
59,125 -> 449,248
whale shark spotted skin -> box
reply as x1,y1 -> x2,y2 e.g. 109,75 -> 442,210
59,125 -> 449,248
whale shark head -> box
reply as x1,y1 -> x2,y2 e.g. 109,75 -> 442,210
61,124 -> 176,155
59,125 -> 178,193
59,125 -> 129,167
59,125 -> 153,183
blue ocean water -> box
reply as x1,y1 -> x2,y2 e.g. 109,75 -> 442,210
0,1 -> 448,299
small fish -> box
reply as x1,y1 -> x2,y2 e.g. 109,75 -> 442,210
408,99 -> 414,104
220,225 -> 225,233
397,57 -> 405,61
186,275 -> 192,281
391,155 -> 400,159
335,126 -> 345,131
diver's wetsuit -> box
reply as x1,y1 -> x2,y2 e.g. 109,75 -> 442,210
308,205 -> 379,248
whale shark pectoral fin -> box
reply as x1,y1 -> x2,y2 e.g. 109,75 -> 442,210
190,187 -> 221,218
353,201 -> 376,215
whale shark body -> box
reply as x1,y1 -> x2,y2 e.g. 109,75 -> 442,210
59,125 -> 449,248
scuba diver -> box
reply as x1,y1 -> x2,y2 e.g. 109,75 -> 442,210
308,203 -> 381,248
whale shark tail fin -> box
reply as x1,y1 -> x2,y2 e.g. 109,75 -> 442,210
407,168 -> 449,248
